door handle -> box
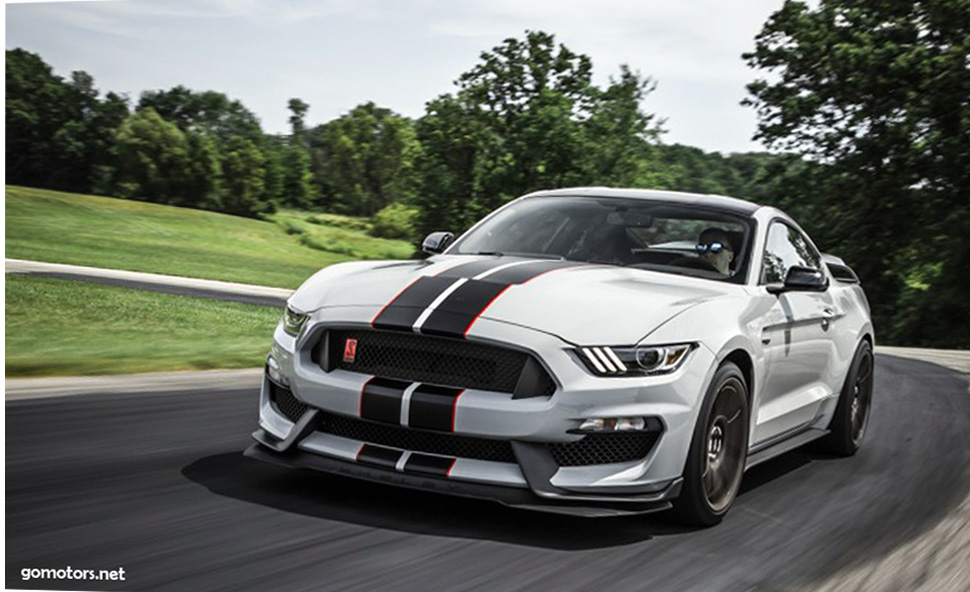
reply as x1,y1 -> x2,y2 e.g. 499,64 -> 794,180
820,308 -> 835,331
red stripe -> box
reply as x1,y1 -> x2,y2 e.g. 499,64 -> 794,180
461,266 -> 593,337
370,276 -> 422,326
358,376 -> 375,418
450,389 -> 466,432
353,442 -> 366,461
462,285 -> 512,337
445,457 -> 458,478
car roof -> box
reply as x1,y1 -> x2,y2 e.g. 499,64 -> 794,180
522,187 -> 762,216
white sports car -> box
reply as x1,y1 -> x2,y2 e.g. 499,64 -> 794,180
246,188 -> 875,525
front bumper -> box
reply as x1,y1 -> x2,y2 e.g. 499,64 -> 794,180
245,439 -> 681,517
253,309 -> 715,515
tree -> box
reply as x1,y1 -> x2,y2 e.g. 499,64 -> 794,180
414,30 -> 669,238
115,108 -> 193,204
138,86 -> 262,144
288,98 -> 310,146
744,0 -> 970,347
5,49 -> 129,193
280,144 -> 314,209
581,66 -> 669,188
273,98 -> 314,208
309,102 -> 421,216
219,136 -> 270,216
6,49 -> 73,186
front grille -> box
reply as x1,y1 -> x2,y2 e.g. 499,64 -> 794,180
322,329 -> 556,397
318,412 -> 517,463
269,381 -> 307,423
548,432 -> 660,466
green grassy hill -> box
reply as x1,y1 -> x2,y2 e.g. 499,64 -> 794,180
6,274 -> 281,377
5,186 -> 416,288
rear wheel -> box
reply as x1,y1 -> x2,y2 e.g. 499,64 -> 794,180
818,340 -> 874,456
672,362 -> 749,526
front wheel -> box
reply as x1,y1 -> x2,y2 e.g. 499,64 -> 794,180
672,361 -> 749,527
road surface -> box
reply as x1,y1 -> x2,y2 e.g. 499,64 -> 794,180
5,354 -> 969,591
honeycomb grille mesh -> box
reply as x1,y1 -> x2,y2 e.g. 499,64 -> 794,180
548,432 -> 660,466
327,329 -> 555,397
270,382 -> 308,423
319,412 -> 517,464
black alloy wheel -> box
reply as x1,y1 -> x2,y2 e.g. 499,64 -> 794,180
819,339 -> 874,456
672,361 -> 749,526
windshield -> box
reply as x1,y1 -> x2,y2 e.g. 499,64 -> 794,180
452,196 -> 754,283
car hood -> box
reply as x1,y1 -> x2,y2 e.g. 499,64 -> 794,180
289,256 -> 739,344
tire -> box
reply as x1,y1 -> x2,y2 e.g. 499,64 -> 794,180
817,340 -> 874,456
672,361 -> 749,527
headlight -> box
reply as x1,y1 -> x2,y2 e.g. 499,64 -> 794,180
575,343 -> 694,376
282,306 -> 309,336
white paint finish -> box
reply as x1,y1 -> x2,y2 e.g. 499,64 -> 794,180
298,432 -> 366,462
399,383 -> 419,427
394,451 -> 412,472
448,458 -> 529,487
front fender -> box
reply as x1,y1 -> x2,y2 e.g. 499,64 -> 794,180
288,260 -> 399,313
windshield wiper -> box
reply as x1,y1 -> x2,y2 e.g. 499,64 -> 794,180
467,251 -> 565,261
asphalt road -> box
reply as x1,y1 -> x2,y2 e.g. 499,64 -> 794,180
6,354 -> 970,592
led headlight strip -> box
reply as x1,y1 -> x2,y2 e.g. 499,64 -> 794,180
282,306 -> 310,336
577,343 -> 694,376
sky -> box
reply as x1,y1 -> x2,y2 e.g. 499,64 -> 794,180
5,0 -> 785,154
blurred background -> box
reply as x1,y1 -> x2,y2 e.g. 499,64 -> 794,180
6,0 -> 969,373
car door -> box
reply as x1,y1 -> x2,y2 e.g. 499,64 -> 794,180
754,221 -> 840,444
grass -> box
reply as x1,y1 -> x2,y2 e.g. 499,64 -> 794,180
5,275 -> 282,377
5,186 -> 415,289
266,211 -> 414,260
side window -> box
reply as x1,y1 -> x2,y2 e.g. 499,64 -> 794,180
761,222 -> 821,284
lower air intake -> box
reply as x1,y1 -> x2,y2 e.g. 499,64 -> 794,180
269,381 -> 307,423
548,432 -> 660,467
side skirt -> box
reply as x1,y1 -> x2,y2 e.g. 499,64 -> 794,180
744,426 -> 829,470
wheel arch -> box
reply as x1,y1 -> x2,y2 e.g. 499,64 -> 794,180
722,348 -> 754,402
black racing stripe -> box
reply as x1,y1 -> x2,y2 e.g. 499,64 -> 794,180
359,377 -> 410,424
404,453 -> 456,477
356,444 -> 403,469
419,260 -> 586,338
419,280 -> 508,338
372,276 -> 458,331
436,258 -> 510,279
483,260 -> 584,284
408,384 -> 464,432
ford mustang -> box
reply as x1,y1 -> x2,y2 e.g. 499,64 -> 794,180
245,188 -> 875,525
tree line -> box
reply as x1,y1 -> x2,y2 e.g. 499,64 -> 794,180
6,16 -> 969,348
5,32 -> 782,234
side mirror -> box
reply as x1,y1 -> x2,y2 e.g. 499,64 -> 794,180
767,265 -> 829,295
422,231 -> 454,255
